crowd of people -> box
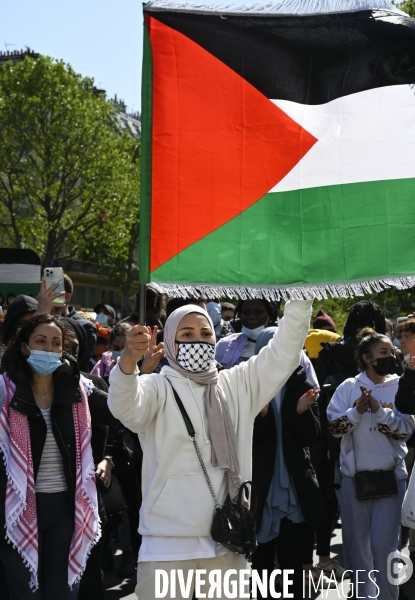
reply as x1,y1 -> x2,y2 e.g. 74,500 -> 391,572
0,275 -> 415,600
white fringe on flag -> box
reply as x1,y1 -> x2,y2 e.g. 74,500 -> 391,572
150,275 -> 415,301
144,0 -> 404,16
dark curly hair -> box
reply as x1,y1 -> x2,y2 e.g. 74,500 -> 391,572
136,285 -> 164,316
343,300 -> 386,340
0,313 -> 72,379
234,298 -> 280,326
165,296 -> 206,318
356,332 -> 390,372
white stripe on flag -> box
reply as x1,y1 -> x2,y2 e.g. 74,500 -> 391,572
0,264 -> 40,284
270,84 -> 415,193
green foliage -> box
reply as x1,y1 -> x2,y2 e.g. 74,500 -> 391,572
0,55 -> 139,280
311,288 -> 415,334
394,0 -> 415,17
80,137 -> 141,311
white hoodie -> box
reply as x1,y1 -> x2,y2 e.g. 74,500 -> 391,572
327,372 -> 415,479
108,300 -> 312,538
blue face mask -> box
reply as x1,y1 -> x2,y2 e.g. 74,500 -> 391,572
206,302 -> 222,327
96,312 -> 109,326
25,346 -> 62,377
111,350 -> 122,361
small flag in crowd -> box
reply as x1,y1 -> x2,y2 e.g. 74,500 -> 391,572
140,0 -> 415,299
0,249 -> 40,306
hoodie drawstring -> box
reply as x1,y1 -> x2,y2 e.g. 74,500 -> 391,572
370,384 -> 383,431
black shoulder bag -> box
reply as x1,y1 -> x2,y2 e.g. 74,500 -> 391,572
352,433 -> 398,501
169,383 -> 257,560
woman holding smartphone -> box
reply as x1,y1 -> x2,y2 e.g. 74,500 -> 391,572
327,331 -> 415,600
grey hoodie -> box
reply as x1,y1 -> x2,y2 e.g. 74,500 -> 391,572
327,371 -> 415,479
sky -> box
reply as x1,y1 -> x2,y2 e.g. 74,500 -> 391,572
2,0 -> 236,114
4,0 -> 255,115
1,0 -> 146,114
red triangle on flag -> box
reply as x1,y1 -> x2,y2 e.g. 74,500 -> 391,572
148,16 -> 317,273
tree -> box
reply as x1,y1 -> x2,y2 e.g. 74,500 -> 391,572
310,288 -> 415,334
80,137 -> 141,312
395,0 -> 415,17
0,55 -> 139,270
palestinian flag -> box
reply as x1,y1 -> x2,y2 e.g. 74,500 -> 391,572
140,0 -> 415,299
0,249 -> 40,306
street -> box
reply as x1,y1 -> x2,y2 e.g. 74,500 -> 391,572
103,526 -> 415,599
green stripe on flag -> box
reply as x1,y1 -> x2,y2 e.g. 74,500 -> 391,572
0,284 -> 39,305
139,18 -> 153,285
151,178 -> 415,286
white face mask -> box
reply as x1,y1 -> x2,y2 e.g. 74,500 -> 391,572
175,341 -> 215,372
241,323 -> 268,341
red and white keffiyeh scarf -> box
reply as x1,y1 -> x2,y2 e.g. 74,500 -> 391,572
0,373 -> 101,590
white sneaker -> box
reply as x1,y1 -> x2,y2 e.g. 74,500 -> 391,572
304,569 -> 335,588
316,559 -> 350,580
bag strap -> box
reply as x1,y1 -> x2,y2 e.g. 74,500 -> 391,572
351,431 -> 359,473
170,384 -> 196,437
169,382 -> 219,506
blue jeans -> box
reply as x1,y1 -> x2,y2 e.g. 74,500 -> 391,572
0,490 -> 78,600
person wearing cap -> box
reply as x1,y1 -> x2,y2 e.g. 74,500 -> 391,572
304,310 -> 340,375
94,304 -> 116,328
313,310 -> 337,332
305,329 -> 341,363
0,294 -> 38,345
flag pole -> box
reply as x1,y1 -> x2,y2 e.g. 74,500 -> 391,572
138,283 -> 147,326
138,13 -> 153,325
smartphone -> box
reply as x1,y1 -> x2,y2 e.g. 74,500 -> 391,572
44,267 -> 65,304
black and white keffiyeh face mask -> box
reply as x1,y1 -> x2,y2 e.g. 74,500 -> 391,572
175,340 -> 215,373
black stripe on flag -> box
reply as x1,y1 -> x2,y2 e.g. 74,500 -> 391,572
0,249 -> 40,265
146,9 -> 415,104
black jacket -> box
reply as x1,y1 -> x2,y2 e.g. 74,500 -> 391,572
252,366 -> 326,532
67,307 -> 97,371
394,368 -> 415,415
1,294 -> 38,344
0,359 -> 120,549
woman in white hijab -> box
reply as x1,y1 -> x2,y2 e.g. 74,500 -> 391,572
108,299 -> 312,600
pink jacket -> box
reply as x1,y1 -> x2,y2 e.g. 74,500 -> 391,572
91,351 -> 115,379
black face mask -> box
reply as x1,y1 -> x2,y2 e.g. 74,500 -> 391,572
372,355 -> 399,376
